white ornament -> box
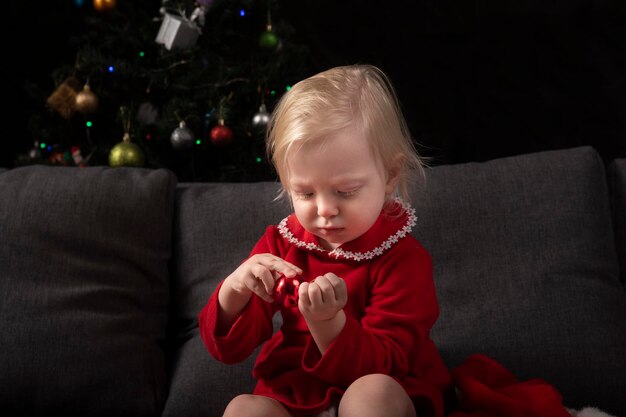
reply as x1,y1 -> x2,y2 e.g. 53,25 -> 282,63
155,13 -> 200,50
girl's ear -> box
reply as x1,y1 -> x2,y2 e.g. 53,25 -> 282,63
385,153 -> 404,195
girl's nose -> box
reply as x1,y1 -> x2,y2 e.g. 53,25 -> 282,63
317,195 -> 339,218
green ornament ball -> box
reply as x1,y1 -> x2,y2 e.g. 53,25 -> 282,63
109,139 -> 145,167
258,30 -> 279,50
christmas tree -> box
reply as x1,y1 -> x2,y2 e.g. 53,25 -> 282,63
20,0 -> 314,182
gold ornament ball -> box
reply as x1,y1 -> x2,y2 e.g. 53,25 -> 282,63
93,0 -> 116,12
109,141 -> 145,167
74,84 -> 99,114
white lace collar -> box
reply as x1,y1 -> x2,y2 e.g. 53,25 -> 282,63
277,199 -> 417,262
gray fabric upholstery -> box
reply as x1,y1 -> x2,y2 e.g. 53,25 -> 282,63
2,147 -> 625,417
609,159 -> 626,288
411,147 -> 626,415
0,166 -> 177,417
164,182 -> 290,417
165,146 -> 626,417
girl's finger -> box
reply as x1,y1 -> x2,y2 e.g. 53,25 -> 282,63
255,266 -> 276,295
325,274 -> 347,303
255,254 -> 302,277
271,261 -> 302,278
307,281 -> 324,305
255,283 -> 274,303
313,275 -> 333,298
298,282 -> 311,306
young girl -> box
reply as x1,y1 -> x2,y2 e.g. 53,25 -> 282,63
199,64 -> 452,417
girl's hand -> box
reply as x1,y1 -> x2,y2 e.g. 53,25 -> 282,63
223,254 -> 302,304
298,273 -> 348,322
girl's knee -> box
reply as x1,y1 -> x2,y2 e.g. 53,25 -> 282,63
223,394 -> 292,417
223,394 -> 254,417
346,373 -> 403,398
340,374 -> 416,417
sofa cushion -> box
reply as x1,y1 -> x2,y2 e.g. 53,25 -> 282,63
0,166 -> 177,416
164,146 -> 626,417
608,158 -> 626,288
411,146 -> 626,415
163,182 -> 290,417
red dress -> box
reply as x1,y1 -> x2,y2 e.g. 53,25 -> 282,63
199,200 -> 452,416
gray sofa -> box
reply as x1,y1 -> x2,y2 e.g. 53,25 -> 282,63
1,145 -> 624,417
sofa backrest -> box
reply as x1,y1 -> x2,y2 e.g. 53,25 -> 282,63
2,147 -> 623,417
165,146 -> 626,417
165,182 -> 290,417
410,146 -> 625,415
0,166 -> 177,416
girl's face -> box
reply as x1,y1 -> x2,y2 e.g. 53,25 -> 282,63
286,128 -> 397,250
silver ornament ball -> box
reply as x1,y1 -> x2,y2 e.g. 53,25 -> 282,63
252,104 -> 270,130
136,102 -> 159,126
170,121 -> 195,150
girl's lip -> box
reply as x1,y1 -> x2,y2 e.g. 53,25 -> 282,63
318,227 -> 343,234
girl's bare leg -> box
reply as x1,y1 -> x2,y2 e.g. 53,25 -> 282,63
223,394 -> 294,417
338,374 -> 417,417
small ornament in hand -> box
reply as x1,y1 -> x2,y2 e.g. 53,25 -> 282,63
274,274 -> 301,308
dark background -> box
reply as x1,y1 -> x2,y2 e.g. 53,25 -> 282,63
7,0 -> 626,171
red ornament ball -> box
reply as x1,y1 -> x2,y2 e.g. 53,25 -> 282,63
210,122 -> 234,147
273,274 -> 301,308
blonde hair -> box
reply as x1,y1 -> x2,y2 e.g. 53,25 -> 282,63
266,64 -> 425,201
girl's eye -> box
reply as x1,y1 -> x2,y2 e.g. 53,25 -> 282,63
339,188 -> 360,197
295,192 -> 314,200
